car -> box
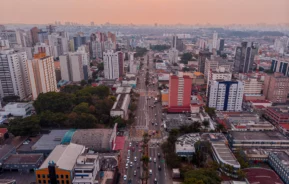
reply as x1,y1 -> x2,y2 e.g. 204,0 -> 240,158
158,165 -> 161,170
149,157 -> 152,162
139,149 -> 142,152
155,123 -> 158,126
155,114 -> 157,116
127,155 -> 130,159
149,169 -> 152,175
125,164 -> 128,169
123,175 -> 127,180
154,158 -> 156,163
134,170 -> 137,176
154,178 -> 157,184
130,162 -> 133,167
134,157 -> 137,162
151,122 -> 154,125
157,153 -> 161,157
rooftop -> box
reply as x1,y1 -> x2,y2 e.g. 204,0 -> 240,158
32,130 -> 68,151
244,168 -> 284,184
0,144 -> 15,159
230,131 -> 289,141
274,151 -> 289,169
39,143 -> 85,170
71,129 -> 113,151
3,154 -> 43,165
115,86 -> 132,94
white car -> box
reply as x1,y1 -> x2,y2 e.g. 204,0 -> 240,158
149,169 -> 152,175
134,157 -> 137,162
154,158 -> 156,163
130,162 -> 133,167
123,175 -> 127,180
125,164 -> 128,169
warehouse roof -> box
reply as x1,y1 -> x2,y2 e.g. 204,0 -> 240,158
39,143 -> 85,170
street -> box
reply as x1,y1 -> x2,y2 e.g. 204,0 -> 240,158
121,52 -> 171,184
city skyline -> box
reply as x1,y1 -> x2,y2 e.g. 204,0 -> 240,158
0,0 -> 288,25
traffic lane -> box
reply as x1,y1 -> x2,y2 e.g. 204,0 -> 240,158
131,142 -> 140,184
149,147 -> 159,184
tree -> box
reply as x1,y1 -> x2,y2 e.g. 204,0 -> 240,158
8,116 -> 41,136
216,124 -> 226,132
150,45 -> 170,51
61,85 -> 82,93
67,112 -> 98,128
202,120 -> 210,128
73,102 -> 90,114
39,111 -> 67,128
97,62 -> 104,71
80,80 -> 87,86
204,107 -> 216,117
182,67 -> 190,72
180,53 -> 192,64
141,156 -> 149,164
33,92 -> 75,114
129,103 -> 137,112
184,169 -> 221,184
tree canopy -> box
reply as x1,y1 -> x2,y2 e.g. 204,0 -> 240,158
184,169 -> 221,184
180,53 -> 193,64
150,44 -> 170,51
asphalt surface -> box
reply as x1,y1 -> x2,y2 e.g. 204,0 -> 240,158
121,52 -> 171,184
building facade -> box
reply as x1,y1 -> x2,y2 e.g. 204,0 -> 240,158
26,56 -> 58,100
198,51 -> 212,74
208,80 -> 244,111
271,58 -> 289,77
103,50 -> 124,79
0,49 -> 31,101
234,42 -> 258,73
263,72 -> 289,103
168,73 -> 192,112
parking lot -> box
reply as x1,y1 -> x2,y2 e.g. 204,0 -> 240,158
0,171 -> 36,184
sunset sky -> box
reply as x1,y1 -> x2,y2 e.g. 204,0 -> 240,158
0,0 -> 288,25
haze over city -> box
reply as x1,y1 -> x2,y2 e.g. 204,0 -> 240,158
0,0 -> 288,25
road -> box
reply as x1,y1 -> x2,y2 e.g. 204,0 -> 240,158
121,51 -> 171,184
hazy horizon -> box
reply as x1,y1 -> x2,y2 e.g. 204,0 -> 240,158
0,0 -> 288,25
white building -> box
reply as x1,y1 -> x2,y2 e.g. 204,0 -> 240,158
274,36 -> 289,54
0,49 -> 31,101
212,31 -> 218,49
241,77 -> 264,95
103,50 -> 124,79
0,102 -> 33,117
208,80 -> 244,111
26,56 -> 58,100
206,67 -> 232,96
204,57 -> 233,80
72,154 -> 100,184
59,46 -> 90,82
175,133 -> 201,157
34,43 -> 54,57
48,33 -> 68,58
110,94 -> 130,120
168,48 -> 178,64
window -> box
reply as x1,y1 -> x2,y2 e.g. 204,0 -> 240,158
38,180 -> 42,184
43,180 -> 46,184
42,174 -> 46,178
38,175 -> 40,178
66,181 -> 69,184
61,175 -> 64,179
66,175 -> 69,179
62,181 -> 65,184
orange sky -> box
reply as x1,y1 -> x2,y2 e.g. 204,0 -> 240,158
0,0 -> 288,25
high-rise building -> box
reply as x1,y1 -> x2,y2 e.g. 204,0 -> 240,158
207,80 -> 244,111
204,56 -> 233,79
234,42 -> 258,73
73,35 -> 87,51
172,35 -> 178,49
0,49 -> 31,100
218,39 -> 225,53
274,36 -> 289,55
103,50 -> 124,79
270,58 -> 289,77
198,50 -> 212,74
37,31 -> 49,44
0,29 -> 22,48
168,72 -> 192,112
172,35 -> 184,51
168,48 -> 178,64
59,46 -> 90,82
34,43 -> 54,57
107,32 -> 116,50
238,73 -> 265,95
212,31 -> 218,49
26,56 -> 57,100
263,72 -> 289,103
46,25 -> 56,35
206,67 -> 232,96
48,33 -> 69,58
